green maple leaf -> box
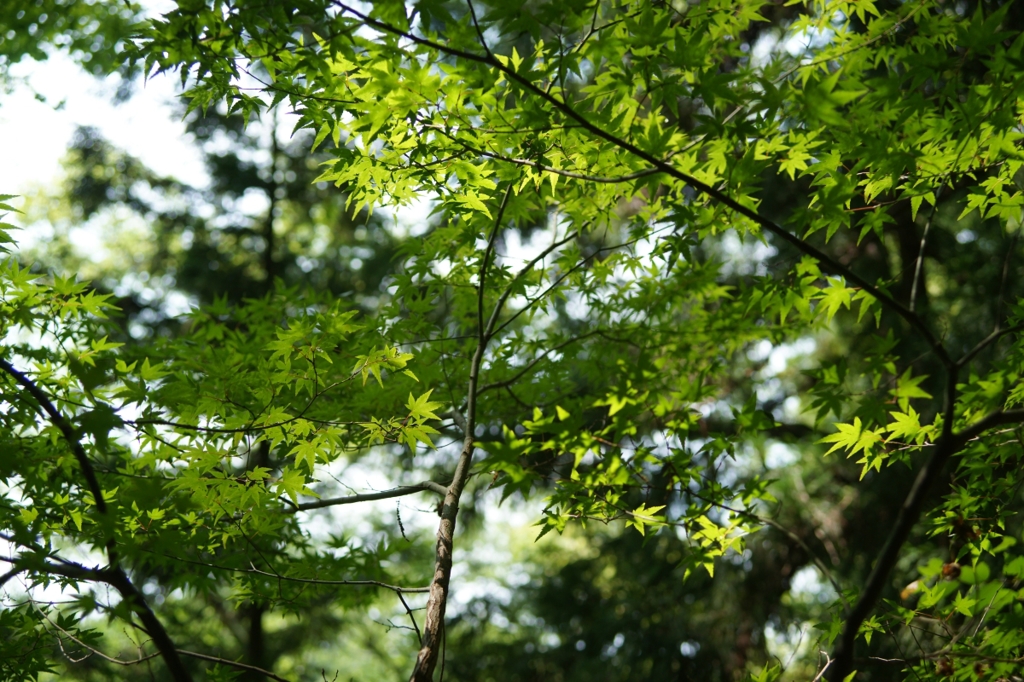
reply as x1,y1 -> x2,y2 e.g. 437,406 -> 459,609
885,407 -> 927,443
818,278 -> 853,322
289,439 -> 319,472
819,417 -> 882,458
276,468 -> 315,504
406,390 -> 442,422
889,368 -> 932,410
627,503 -> 666,536
402,424 -> 440,449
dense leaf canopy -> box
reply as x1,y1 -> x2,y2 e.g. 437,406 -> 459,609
3,1 -> 1024,681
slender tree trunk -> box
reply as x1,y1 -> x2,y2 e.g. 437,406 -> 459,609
241,603 -> 266,682
264,109 -> 279,288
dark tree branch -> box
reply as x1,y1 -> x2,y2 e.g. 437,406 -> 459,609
957,323 -> 1024,369
0,359 -> 110,517
827,405 -> 1024,680
0,358 -> 194,682
954,409 -> 1024,444
0,566 -> 24,588
22,559 -> 104,582
465,0 -> 490,57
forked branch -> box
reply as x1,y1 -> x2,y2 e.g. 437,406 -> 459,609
409,182 -> 516,682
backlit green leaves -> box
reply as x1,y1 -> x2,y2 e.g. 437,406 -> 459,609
277,467 -> 317,504
820,417 -> 880,458
884,408 -> 933,445
820,417 -> 886,477
0,194 -> 20,254
625,503 -> 665,537
354,346 -> 415,387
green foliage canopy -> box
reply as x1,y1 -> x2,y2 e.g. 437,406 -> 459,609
3,1 -> 1024,681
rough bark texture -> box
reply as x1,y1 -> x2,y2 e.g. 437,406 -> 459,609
409,419 -> 477,682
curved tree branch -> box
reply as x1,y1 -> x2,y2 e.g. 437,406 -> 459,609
0,357 -> 194,682
178,649 -> 292,682
0,358 -> 110,517
45,609 -> 293,682
957,323 -> 1024,369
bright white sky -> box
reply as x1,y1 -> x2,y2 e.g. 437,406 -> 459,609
0,53 -> 207,204
0,49 -> 441,255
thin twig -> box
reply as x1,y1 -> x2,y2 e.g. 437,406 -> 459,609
291,481 -> 448,511
995,226 -> 1020,325
811,652 -> 833,682
477,183 -> 515,340
178,650 -> 294,682
471,147 -> 659,184
43,610 -> 162,666
227,563 -> 432,594
957,323 -> 1024,369
465,0 -> 490,57
397,591 -> 423,644
908,189 -> 942,312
